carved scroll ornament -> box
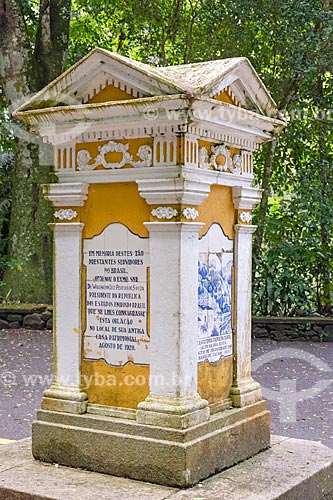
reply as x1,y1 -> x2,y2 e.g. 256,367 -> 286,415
199,144 -> 242,174
77,141 -> 152,171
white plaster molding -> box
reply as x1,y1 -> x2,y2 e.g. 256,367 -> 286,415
239,211 -> 253,224
57,165 -> 181,184
210,144 -> 233,172
153,136 -> 177,166
137,221 -> 209,428
231,222 -> 262,408
42,119 -> 260,154
241,150 -> 253,176
55,145 -> 76,171
132,145 -> 153,168
184,135 -> 198,168
43,182 -> 89,207
232,153 -> 242,174
190,125 -> 258,153
56,164 -> 254,189
144,222 -> 205,233
42,222 -> 88,414
54,208 -> 78,220
182,207 -> 199,220
137,178 -> 211,205
42,120 -> 188,147
232,186 -> 262,210
234,223 -> 257,235
151,207 -> 178,219
199,146 -> 209,169
199,144 -> 242,174
77,140 -> 152,170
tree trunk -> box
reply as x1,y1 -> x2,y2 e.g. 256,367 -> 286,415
253,139 -> 277,259
5,140 -> 53,302
34,0 -> 71,88
0,0 -> 71,303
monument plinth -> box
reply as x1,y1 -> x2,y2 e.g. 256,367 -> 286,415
14,48 -> 286,487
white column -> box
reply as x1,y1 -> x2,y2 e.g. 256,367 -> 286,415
42,223 -> 88,414
136,222 -> 209,429
229,224 -> 262,407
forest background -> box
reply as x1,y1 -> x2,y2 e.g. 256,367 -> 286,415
0,0 -> 332,317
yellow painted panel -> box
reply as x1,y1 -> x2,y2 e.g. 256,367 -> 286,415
198,184 -> 235,406
82,183 -> 150,240
214,89 -> 237,105
87,84 -> 136,104
198,184 -> 235,240
177,136 -> 185,165
81,182 -> 151,408
198,357 -> 233,406
81,359 -> 150,408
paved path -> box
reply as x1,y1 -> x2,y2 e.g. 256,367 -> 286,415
0,330 -> 332,447
252,338 -> 333,449
0,329 -> 52,440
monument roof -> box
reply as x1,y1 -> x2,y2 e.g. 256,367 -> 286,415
14,47 -> 280,118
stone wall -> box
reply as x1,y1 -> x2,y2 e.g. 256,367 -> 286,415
0,305 -> 53,330
1,308 -> 333,340
252,317 -> 333,341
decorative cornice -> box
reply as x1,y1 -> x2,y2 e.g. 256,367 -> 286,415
43,182 -> 89,207
54,208 -> 78,220
56,165 -> 254,188
182,207 -> 199,220
151,207 -> 178,219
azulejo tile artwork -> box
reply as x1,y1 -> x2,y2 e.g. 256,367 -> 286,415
198,223 -> 233,363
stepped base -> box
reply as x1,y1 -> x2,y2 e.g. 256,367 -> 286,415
32,401 -> 269,487
0,435 -> 332,499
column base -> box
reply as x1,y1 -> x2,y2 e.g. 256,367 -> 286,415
229,378 -> 262,407
32,401 -> 270,487
41,384 -> 88,414
136,394 -> 210,429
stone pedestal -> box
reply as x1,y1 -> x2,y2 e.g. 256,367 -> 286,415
32,401 -> 270,487
14,48 -> 286,487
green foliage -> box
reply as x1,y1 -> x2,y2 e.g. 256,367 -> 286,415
253,67 -> 333,315
1,0 -> 333,313
0,150 -> 22,302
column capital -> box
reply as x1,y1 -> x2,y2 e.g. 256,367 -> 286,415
232,186 -> 262,210
235,223 -> 257,235
51,222 -> 84,233
137,178 -> 211,205
144,221 -> 205,233
43,182 -> 89,207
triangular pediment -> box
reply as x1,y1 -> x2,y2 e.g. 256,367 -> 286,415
15,48 -> 281,121
158,58 -> 277,115
16,48 -> 185,112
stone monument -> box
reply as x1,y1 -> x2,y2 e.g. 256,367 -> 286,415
14,49 -> 286,487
